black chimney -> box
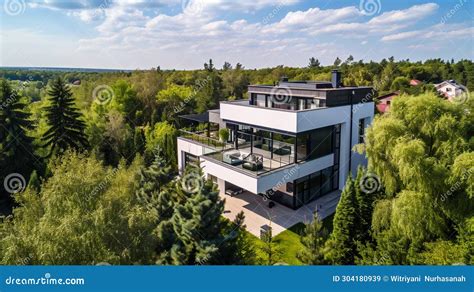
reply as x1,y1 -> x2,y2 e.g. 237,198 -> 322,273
331,70 -> 342,88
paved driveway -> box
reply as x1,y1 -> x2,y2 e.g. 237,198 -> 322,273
221,190 -> 341,237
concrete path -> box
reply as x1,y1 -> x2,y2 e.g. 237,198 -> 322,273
221,190 -> 341,237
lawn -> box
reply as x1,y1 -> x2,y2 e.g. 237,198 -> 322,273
245,214 -> 335,265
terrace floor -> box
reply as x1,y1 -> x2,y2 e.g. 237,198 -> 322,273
221,189 -> 341,237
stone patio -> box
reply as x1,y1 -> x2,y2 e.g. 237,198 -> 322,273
221,190 -> 341,237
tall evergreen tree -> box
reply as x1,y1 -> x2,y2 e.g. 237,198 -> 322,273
354,166 -> 376,244
42,77 -> 89,156
135,149 -> 174,221
0,80 -> 37,198
324,175 -> 358,265
298,212 -> 328,265
259,226 -> 281,265
219,211 -> 256,265
168,167 -> 225,265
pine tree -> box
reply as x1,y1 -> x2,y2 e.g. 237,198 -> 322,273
259,226 -> 281,265
354,166 -> 375,244
324,175 -> 358,265
133,127 -> 146,155
0,80 -> 37,197
169,167 -> 225,265
42,77 -> 89,156
219,211 -> 256,265
298,212 -> 328,265
135,149 -> 174,221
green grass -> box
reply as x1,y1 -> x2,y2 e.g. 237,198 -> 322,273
244,214 -> 335,265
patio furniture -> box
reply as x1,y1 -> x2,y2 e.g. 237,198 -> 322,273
222,150 -> 243,165
242,153 -> 264,171
273,145 -> 292,156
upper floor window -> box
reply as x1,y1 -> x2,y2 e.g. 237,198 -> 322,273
358,118 -> 369,143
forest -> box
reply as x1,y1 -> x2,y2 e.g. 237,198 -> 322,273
0,57 -> 472,265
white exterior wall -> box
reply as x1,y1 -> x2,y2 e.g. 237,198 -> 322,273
220,101 -> 297,133
177,138 -> 216,172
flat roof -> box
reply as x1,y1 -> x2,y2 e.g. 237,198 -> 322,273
248,84 -> 373,91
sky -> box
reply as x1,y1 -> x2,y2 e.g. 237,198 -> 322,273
0,0 -> 473,70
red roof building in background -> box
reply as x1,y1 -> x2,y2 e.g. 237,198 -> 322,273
410,79 -> 422,86
376,91 -> 400,114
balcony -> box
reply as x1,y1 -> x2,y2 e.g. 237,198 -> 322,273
179,129 -> 232,151
204,145 -> 294,176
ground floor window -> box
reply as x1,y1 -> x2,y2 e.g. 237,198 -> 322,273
183,152 -> 199,169
260,165 -> 338,209
294,166 -> 337,209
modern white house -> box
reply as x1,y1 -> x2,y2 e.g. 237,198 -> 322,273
177,70 -> 375,235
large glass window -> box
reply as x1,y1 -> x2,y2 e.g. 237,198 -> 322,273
256,94 -> 266,107
184,152 -> 199,169
297,126 -> 334,161
294,166 -> 335,208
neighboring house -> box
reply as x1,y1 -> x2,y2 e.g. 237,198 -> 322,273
177,70 -> 374,235
410,79 -> 422,86
376,91 -> 399,114
435,80 -> 466,102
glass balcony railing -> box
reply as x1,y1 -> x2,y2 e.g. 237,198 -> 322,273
204,147 -> 295,176
179,130 -> 233,151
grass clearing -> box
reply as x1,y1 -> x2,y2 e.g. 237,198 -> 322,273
244,213 -> 335,265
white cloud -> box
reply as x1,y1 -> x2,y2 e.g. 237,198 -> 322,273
368,3 -> 439,25
6,2 -> 471,69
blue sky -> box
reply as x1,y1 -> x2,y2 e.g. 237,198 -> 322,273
1,0 -> 473,69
